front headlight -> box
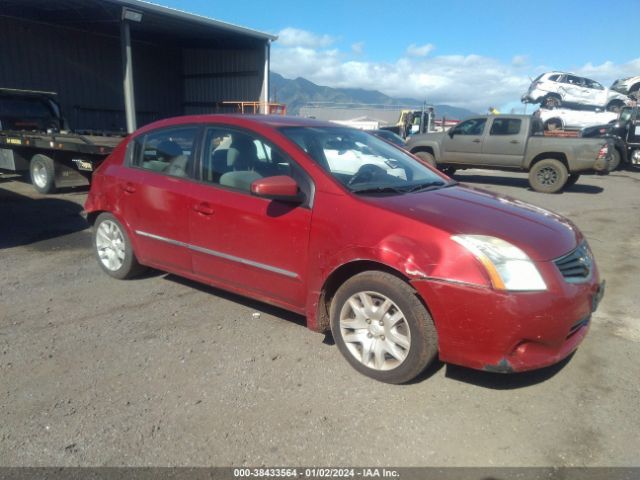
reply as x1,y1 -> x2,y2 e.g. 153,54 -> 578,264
452,235 -> 547,291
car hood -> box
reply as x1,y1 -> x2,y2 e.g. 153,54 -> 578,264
365,184 -> 580,262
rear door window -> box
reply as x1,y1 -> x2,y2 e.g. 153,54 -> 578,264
489,118 -> 522,135
130,126 -> 199,179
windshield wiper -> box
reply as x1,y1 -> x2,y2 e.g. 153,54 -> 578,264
405,180 -> 456,193
350,185 -> 407,195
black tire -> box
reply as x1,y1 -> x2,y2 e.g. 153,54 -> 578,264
609,149 -> 621,171
93,213 -> 146,279
544,118 -> 563,131
528,158 -> 568,193
565,173 -> 580,187
330,271 -> 438,384
543,95 -> 561,109
440,166 -> 456,177
30,154 -> 57,194
606,101 -> 624,113
414,151 -> 436,167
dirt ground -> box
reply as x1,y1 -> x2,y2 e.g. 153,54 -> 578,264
1,168 -> 639,467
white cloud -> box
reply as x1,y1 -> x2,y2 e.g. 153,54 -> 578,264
276,27 -> 335,48
351,41 -> 364,55
271,31 -> 640,113
511,55 -> 528,67
406,43 -> 435,57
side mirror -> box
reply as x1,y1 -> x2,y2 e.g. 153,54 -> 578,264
448,129 -> 455,138
251,175 -> 303,203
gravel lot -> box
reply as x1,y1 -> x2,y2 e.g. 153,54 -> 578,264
1,168 -> 639,467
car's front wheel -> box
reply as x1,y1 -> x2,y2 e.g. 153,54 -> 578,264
330,271 -> 438,384
93,213 -> 146,279
528,158 -> 568,193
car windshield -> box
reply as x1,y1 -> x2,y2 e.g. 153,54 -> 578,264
279,126 -> 450,194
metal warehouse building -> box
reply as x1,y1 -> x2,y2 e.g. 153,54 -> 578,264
0,0 -> 276,132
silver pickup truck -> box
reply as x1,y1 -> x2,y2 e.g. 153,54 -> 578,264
405,114 -> 612,193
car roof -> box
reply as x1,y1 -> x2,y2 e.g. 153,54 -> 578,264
135,114 -> 341,135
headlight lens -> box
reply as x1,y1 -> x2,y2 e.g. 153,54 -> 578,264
452,235 -> 547,291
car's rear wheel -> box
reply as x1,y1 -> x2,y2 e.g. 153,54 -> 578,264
543,95 -> 561,109
413,151 -> 436,168
30,154 -> 57,194
330,271 -> 438,384
528,158 -> 568,193
93,213 -> 146,279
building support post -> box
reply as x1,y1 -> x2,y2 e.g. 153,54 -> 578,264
120,17 -> 137,132
260,40 -> 271,114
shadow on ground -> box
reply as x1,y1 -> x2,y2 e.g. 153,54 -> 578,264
444,353 -> 574,389
0,186 -> 89,249
164,273 -> 308,329
455,173 -> 604,194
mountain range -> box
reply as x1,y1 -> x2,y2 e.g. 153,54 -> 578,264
270,72 -> 477,119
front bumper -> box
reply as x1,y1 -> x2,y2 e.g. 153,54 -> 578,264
412,264 -> 603,373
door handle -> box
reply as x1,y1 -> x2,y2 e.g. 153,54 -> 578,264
472,139 -> 481,143
510,140 -> 520,144
193,203 -> 214,216
121,182 -> 136,194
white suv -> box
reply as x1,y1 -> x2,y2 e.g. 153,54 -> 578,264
522,71 -> 629,112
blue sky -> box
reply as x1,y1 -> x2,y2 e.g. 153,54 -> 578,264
158,0 -> 639,112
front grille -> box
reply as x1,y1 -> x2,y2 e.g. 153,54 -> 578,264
554,243 -> 593,283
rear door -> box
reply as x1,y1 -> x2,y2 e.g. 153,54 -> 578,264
116,125 -> 201,274
440,117 -> 487,164
481,117 -> 526,166
187,125 -> 313,310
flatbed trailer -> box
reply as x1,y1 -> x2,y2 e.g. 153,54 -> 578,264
0,129 -> 124,193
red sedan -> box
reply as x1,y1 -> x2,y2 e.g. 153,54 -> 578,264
85,115 -> 604,383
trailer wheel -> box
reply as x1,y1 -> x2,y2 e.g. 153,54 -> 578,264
30,154 -> 57,194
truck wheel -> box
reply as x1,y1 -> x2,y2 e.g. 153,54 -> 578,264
565,173 -> 580,187
529,159 -> 568,193
414,151 -> 436,167
330,271 -> 438,384
30,154 -> 57,194
609,149 -> 621,171
93,213 -> 146,279
543,95 -> 561,109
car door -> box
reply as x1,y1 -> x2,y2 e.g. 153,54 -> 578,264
558,75 -> 583,103
187,126 -> 313,310
481,117 -> 526,166
115,125 -> 201,274
440,118 -> 487,164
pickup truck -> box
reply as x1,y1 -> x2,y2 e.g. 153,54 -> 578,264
581,106 -> 640,170
405,114 -> 613,193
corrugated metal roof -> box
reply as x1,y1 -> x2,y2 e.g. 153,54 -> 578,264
113,0 -> 278,41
